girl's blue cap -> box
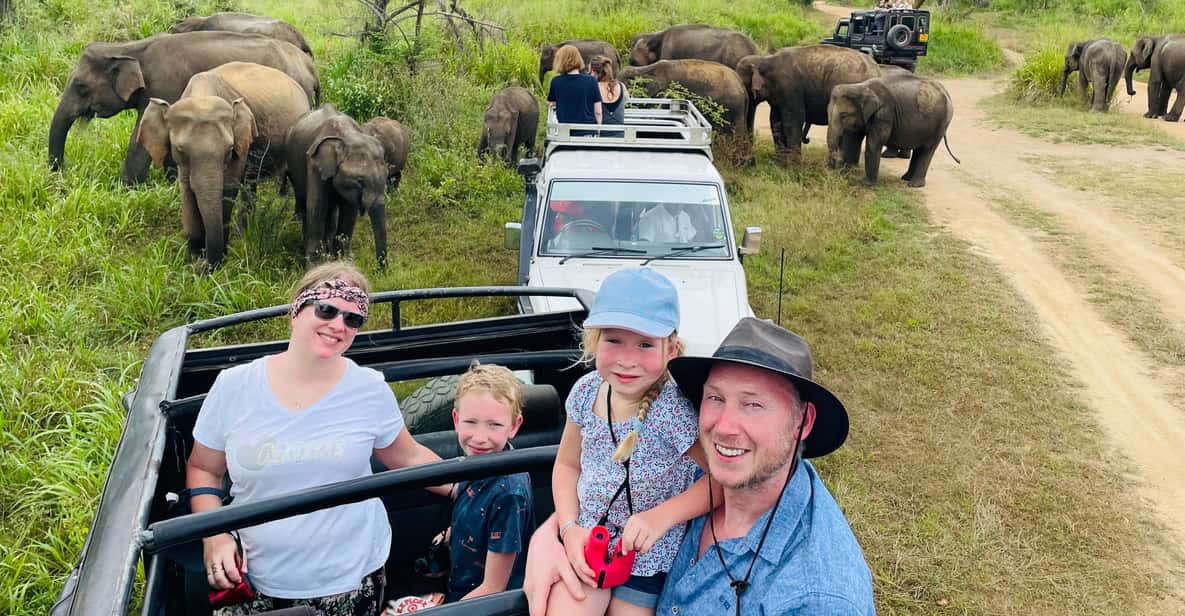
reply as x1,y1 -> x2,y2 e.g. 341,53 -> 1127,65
584,268 -> 679,337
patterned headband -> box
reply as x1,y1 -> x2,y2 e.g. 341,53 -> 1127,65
290,279 -> 369,319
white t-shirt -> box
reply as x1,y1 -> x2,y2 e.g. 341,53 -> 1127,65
193,356 -> 404,598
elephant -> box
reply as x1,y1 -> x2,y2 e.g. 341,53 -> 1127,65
135,62 -> 311,266
1059,39 -> 1125,112
362,117 -> 410,189
286,105 -> 390,268
619,59 -> 749,138
826,71 -> 956,188
539,39 -> 619,84
49,31 -> 320,185
1125,34 -> 1185,121
628,24 -> 759,69
170,12 -> 313,58
736,45 -> 880,165
477,86 -> 539,164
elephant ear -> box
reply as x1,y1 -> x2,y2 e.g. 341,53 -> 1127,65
230,98 -> 257,160
1135,37 -> 1155,64
308,136 -> 343,181
109,56 -> 145,103
135,98 -> 170,168
857,88 -> 883,125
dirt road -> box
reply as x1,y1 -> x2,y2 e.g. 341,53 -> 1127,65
793,2 -> 1185,553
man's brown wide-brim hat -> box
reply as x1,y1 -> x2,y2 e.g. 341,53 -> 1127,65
668,317 -> 849,458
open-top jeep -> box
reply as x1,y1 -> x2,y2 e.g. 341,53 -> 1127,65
822,8 -> 930,72
51,287 -> 595,616
506,98 -> 762,358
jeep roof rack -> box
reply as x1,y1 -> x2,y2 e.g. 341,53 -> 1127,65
545,97 -> 714,160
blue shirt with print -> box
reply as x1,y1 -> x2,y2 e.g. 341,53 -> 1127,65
657,460 -> 875,615
446,472 -> 534,603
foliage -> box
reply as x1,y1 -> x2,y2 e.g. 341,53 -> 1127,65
659,81 -> 729,129
1006,45 -> 1065,102
918,17 -> 1006,75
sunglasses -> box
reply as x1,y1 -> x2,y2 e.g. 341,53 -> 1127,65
301,300 -> 366,329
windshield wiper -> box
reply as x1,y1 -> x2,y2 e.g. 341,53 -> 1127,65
559,246 -> 646,265
642,244 -> 726,265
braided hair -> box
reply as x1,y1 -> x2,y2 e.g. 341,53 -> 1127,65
607,335 -> 685,462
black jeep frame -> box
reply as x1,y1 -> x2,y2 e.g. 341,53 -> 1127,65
822,8 -> 930,72
51,287 -> 595,616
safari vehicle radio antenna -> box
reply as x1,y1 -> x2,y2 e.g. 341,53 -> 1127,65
776,247 -> 786,326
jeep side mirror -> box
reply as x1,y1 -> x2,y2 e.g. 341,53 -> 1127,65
740,226 -> 762,262
504,222 -> 522,250
517,158 -> 541,181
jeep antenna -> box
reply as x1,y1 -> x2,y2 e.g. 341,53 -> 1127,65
776,247 -> 786,326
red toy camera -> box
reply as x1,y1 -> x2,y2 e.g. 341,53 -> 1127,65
583,525 -> 636,588
207,559 -> 254,608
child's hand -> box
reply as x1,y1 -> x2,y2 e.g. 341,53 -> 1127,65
620,509 -> 671,554
561,525 -> 597,586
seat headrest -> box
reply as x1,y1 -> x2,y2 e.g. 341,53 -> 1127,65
519,383 -> 563,432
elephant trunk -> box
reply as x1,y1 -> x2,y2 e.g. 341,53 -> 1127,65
539,65 -> 548,85
193,164 -> 228,266
1058,67 -> 1070,96
367,195 -> 388,269
49,94 -> 81,171
826,122 -> 844,168
1125,55 -> 1138,96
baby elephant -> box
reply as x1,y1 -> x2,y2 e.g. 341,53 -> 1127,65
362,117 -> 409,189
827,72 -> 957,188
477,86 -> 538,165
1060,39 -> 1126,112
286,105 -> 390,268
136,62 -> 311,266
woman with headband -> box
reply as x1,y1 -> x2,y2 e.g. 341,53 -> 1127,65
186,261 -> 450,614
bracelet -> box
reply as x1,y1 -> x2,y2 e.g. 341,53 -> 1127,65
558,519 -> 578,543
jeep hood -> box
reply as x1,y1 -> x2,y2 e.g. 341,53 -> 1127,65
532,262 -> 751,356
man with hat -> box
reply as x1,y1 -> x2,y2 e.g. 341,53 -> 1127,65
524,318 -> 874,615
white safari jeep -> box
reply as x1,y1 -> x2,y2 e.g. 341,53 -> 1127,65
505,98 -> 762,355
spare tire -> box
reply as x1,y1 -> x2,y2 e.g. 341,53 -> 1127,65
886,24 -> 912,50
400,375 -> 462,434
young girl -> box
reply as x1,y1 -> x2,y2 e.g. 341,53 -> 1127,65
547,44 -> 601,136
549,267 -> 716,616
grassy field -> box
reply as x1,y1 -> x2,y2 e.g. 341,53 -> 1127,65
1,0 -> 1183,612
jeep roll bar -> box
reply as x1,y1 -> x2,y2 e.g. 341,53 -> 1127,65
53,286 -> 593,616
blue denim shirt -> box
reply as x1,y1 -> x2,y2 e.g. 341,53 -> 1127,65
656,460 -> 875,615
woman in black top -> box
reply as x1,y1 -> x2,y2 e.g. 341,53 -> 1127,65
546,45 -> 601,136
591,55 -> 627,138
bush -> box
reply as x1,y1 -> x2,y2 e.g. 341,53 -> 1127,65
1007,45 -> 1065,103
462,40 -> 539,88
919,19 -> 1006,76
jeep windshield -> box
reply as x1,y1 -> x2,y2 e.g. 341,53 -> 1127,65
539,181 -> 731,259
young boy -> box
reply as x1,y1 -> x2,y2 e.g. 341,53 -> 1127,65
388,363 -> 535,612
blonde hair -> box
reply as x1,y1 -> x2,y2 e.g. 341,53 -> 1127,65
455,362 -> 524,421
590,55 -> 618,98
553,45 -> 585,75
292,261 -> 370,298
579,327 -> 684,461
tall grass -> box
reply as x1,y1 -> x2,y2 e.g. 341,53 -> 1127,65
919,17 -> 1007,76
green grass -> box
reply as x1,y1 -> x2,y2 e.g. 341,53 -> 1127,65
979,92 -> 1185,149
2,0 -> 1184,612
917,16 -> 1007,76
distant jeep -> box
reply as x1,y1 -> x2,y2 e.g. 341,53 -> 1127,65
822,8 -> 930,72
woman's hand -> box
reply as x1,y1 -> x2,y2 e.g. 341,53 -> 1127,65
620,509 -> 671,555
524,516 -> 586,616
203,533 -> 245,590
561,525 -> 597,586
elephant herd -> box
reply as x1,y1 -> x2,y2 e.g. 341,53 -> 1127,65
49,12 -> 407,267
519,24 -> 956,187
1061,34 -> 1185,121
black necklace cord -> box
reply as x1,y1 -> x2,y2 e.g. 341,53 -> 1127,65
707,407 -> 808,616
598,386 -> 634,528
